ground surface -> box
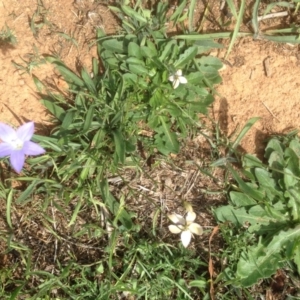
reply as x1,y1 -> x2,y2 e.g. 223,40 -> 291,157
0,0 -> 300,299
1,0 -> 300,156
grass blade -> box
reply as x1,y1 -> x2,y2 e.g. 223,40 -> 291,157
225,0 -> 246,59
252,0 -> 260,36
231,117 -> 260,151
6,189 -> 13,229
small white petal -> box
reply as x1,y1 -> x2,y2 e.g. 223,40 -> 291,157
169,224 -> 182,234
172,79 -> 180,89
168,213 -> 185,225
189,223 -> 203,236
186,211 -> 196,223
176,69 -> 183,76
181,230 -> 192,248
168,75 -> 175,82
179,76 -> 187,84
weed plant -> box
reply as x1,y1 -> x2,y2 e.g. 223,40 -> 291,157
215,131 -> 300,293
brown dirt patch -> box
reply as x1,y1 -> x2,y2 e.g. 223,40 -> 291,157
0,0 -> 117,128
215,39 -> 300,156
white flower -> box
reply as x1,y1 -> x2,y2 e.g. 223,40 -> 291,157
168,211 -> 203,248
168,69 -> 188,89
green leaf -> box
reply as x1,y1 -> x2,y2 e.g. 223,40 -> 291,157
289,139 -> 300,157
231,117 -> 260,151
237,239 -> 282,287
174,46 -> 198,68
61,110 -> 76,130
197,56 -> 224,69
237,226 -> 300,286
225,0 -> 246,58
229,165 -> 264,201
121,5 -> 147,23
159,117 -> 179,154
128,42 -> 142,59
255,168 -> 277,189
170,0 -> 187,24
141,46 -> 156,58
41,99 -> 65,121
194,39 -> 223,53
54,63 -> 85,87
6,189 -> 13,229
230,191 -> 257,206
112,129 -> 126,164
265,138 -> 284,159
81,68 -> 97,95
284,168 -> 298,189
292,242 -> 300,274
83,105 -> 95,133
214,205 -> 272,227
16,180 -> 40,204
102,39 -> 125,53
100,180 -> 133,230
128,64 -> 148,75
159,40 -> 176,61
285,147 -> 300,177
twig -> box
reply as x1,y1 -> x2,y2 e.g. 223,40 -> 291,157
258,11 -> 288,22
263,57 -> 271,77
50,200 -> 58,264
261,101 -> 280,121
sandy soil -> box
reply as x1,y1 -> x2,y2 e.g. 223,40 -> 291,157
0,0 -> 299,156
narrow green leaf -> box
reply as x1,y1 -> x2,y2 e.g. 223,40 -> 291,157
41,99 -> 65,121
231,117 -> 260,151
174,46 -> 198,68
68,198 -> 82,227
112,129 -> 125,164
83,105 -> 95,133
226,0 -> 238,19
81,68 -> 97,95
16,180 -> 40,204
6,189 -> 13,229
225,0 -> 246,58
55,63 -> 85,87
100,180 -> 133,230
159,117 -> 179,153
229,165 -> 264,201
170,0 -> 187,24
159,40 -> 176,61
252,0 -> 260,36
121,5 -> 147,23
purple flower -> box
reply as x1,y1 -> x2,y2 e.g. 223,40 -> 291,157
0,122 -> 45,173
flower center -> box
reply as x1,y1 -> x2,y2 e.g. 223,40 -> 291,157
10,138 -> 24,150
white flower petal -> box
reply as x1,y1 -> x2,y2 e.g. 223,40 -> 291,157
169,224 -> 182,234
168,213 -> 185,225
181,230 -> 192,248
189,223 -> 203,236
168,75 -> 175,82
172,79 -> 180,89
179,76 -> 187,84
186,211 -> 196,223
176,69 -> 183,76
